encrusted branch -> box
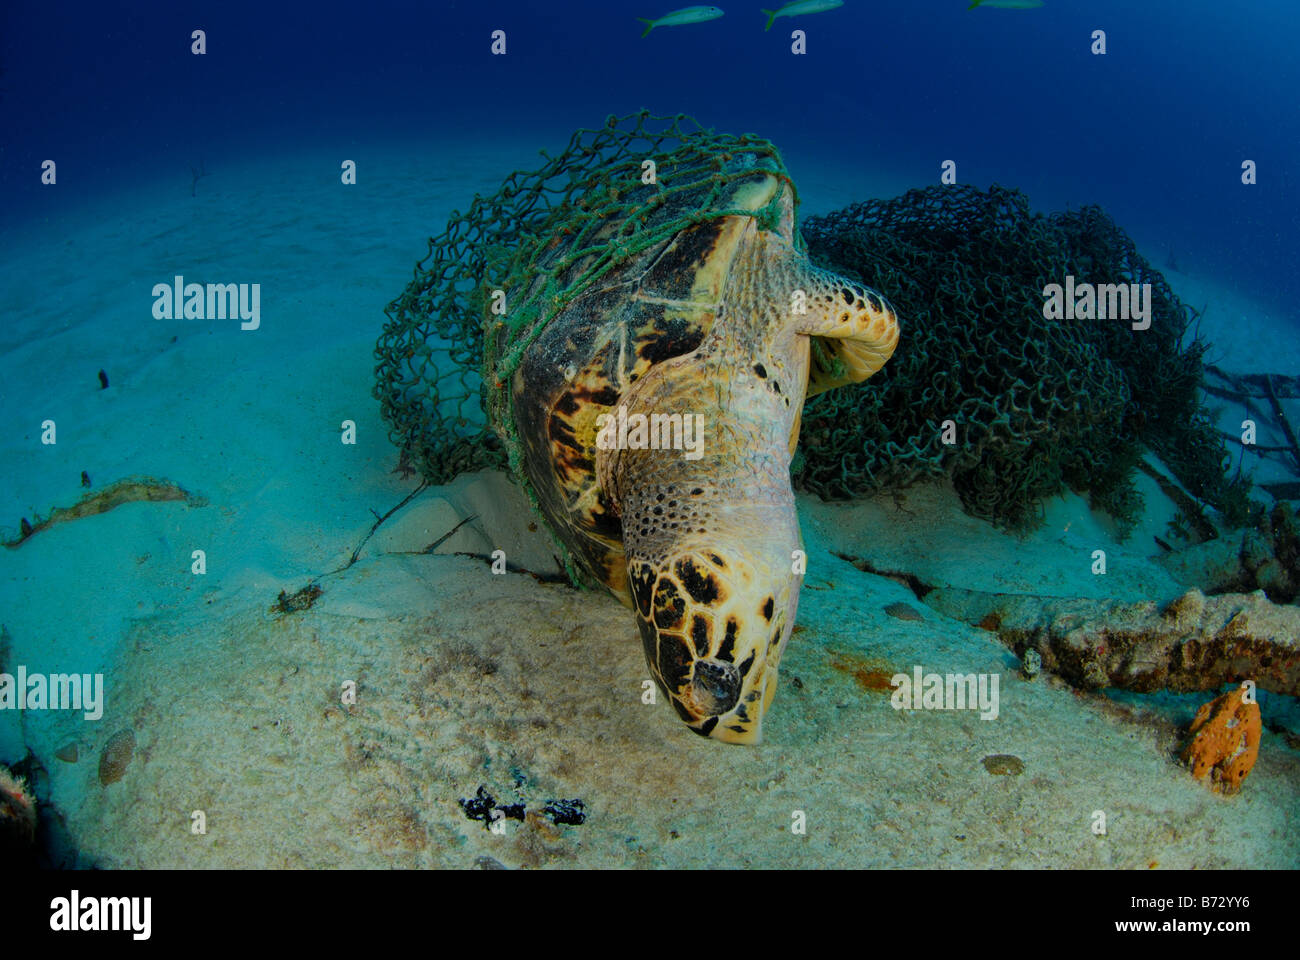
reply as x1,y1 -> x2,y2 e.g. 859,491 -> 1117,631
925,586 -> 1300,697
4,477 -> 202,548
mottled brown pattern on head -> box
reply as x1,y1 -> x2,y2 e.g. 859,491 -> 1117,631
690,613 -> 713,656
653,576 -> 686,631
674,557 -> 722,605
629,562 -> 656,618
717,617 -> 739,662
657,633 -> 693,690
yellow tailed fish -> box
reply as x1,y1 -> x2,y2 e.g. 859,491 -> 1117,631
761,0 -> 844,32
637,6 -> 725,38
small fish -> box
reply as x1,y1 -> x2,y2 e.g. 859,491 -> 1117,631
968,0 -> 1043,9
636,6 -> 725,38
761,0 -> 844,32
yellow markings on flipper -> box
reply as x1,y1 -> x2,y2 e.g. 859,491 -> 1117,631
807,331 -> 898,396
797,267 -> 900,395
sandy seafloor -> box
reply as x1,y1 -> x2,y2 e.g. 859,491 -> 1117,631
1,139 -> 1297,869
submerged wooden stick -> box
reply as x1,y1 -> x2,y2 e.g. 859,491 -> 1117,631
1134,460 -> 1218,541
1263,373 -> 1300,474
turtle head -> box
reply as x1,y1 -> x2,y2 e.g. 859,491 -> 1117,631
624,491 -> 800,744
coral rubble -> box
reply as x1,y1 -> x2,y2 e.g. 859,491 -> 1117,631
1158,502 -> 1300,603
927,586 -> 1300,697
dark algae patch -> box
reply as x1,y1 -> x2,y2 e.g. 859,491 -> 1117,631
543,798 -> 586,826
459,784 -> 585,829
272,583 -> 322,615
459,786 -> 506,828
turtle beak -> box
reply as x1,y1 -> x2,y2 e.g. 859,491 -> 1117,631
682,665 -> 782,744
638,611 -> 780,744
696,722 -> 759,744
692,707 -> 762,744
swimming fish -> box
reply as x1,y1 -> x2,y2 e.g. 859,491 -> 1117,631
636,6 -> 725,38
761,0 -> 844,32
968,0 -> 1044,9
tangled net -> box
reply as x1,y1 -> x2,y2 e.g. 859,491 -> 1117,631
799,184 -> 1247,533
376,114 -> 1245,539
374,110 -> 795,500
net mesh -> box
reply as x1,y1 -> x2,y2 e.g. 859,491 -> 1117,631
798,184 -> 1246,532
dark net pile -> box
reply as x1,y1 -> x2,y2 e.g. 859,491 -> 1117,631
798,184 -> 1247,533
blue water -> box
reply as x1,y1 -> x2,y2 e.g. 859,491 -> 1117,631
3,0 -> 1296,319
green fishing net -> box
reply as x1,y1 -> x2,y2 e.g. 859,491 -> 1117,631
376,113 -> 1243,539
374,110 -> 795,501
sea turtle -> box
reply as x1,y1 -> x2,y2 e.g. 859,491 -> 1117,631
495,154 -> 899,743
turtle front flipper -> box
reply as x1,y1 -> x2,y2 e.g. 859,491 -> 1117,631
794,264 -> 900,395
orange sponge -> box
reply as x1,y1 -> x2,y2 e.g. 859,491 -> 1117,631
1180,687 -> 1261,794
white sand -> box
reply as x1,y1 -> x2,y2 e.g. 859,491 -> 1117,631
0,137 -> 535,728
